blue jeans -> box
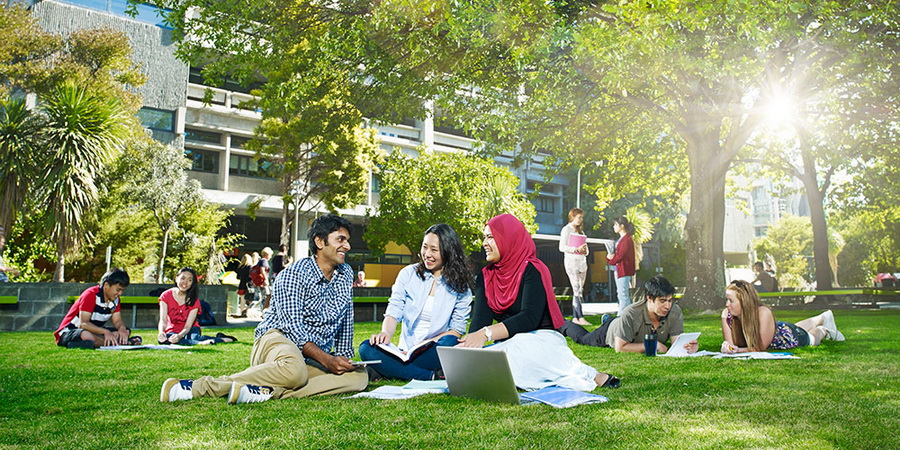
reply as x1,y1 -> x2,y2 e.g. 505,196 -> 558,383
358,335 -> 459,380
165,326 -> 223,345
615,275 -> 632,316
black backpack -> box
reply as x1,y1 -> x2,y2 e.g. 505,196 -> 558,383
197,300 -> 217,326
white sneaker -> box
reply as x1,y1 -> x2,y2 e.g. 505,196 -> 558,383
227,382 -> 274,404
821,310 -> 845,341
160,378 -> 193,402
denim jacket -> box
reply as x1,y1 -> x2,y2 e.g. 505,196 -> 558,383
385,264 -> 472,351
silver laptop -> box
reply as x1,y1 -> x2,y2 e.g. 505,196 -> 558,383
436,346 -> 521,405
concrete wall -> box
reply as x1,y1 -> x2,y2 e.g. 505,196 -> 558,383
0,283 -> 229,332
31,0 -> 188,111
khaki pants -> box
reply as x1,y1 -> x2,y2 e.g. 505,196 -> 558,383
193,329 -> 367,399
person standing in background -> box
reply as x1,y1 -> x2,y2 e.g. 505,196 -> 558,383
607,216 -> 636,316
271,244 -> 288,280
256,247 -> 273,310
559,208 -> 590,326
234,254 -> 254,317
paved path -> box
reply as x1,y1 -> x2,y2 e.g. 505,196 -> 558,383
581,302 -> 619,315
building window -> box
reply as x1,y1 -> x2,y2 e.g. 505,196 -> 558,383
60,0 -> 171,28
184,128 -> 222,145
371,173 -> 382,193
229,154 -> 278,179
136,107 -> 174,132
230,135 -> 254,149
188,66 -> 263,95
185,148 -> 219,173
537,197 -> 555,213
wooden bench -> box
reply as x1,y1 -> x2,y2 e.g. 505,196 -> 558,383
672,288 -> 897,306
353,296 -> 388,322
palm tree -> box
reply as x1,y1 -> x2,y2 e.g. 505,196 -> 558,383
0,98 -> 44,234
39,84 -> 128,282
625,205 -> 655,274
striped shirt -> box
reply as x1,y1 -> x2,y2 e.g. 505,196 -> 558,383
255,256 -> 355,358
54,285 -> 121,344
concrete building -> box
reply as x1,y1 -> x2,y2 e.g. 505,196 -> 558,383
724,174 -> 810,270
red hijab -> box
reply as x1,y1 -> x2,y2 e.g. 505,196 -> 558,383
482,214 -> 564,329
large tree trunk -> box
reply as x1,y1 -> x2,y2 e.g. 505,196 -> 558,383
796,132 -> 833,291
156,228 -> 170,283
681,130 -> 731,310
54,237 -> 65,283
280,197 -> 292,247
798,168 -> 832,291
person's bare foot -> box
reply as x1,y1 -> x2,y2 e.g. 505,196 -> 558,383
573,318 -> 592,326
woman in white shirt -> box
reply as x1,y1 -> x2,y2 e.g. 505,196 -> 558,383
559,208 -> 590,326
358,224 -> 473,380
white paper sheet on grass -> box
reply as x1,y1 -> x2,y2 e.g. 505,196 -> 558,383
347,380 -> 449,400
98,344 -> 192,350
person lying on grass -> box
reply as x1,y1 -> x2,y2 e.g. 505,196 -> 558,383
559,274 -> 699,355
359,223 -> 472,381
54,268 -> 141,349
457,214 -> 620,390
157,267 -> 236,346
161,214 -> 367,405
721,280 -> 845,353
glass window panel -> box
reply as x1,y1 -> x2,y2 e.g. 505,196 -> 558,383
136,107 -> 174,132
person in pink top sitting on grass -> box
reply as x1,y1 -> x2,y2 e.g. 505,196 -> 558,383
720,280 -> 844,354
157,267 -> 236,345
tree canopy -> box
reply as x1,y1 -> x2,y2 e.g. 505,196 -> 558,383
153,0 -> 899,300
365,150 -> 536,255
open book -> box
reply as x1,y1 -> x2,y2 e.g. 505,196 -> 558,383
377,340 -> 436,362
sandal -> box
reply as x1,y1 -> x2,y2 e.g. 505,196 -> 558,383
128,336 -> 143,346
216,332 -> 238,343
598,373 -> 621,389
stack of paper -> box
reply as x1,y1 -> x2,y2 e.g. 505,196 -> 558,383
347,380 -> 449,400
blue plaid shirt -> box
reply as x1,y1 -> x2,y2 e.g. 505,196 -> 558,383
255,256 -> 355,358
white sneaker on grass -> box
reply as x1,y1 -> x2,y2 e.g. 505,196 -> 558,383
821,310 -> 845,341
161,378 -> 193,402
227,382 -> 273,404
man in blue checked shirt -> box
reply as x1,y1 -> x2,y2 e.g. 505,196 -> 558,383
160,214 -> 368,404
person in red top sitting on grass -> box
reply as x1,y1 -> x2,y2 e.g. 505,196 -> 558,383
54,268 -> 141,349
157,267 -> 236,345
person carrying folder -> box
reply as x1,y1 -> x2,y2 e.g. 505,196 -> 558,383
559,208 -> 590,326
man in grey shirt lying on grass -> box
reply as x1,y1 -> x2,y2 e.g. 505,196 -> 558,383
559,274 -> 698,354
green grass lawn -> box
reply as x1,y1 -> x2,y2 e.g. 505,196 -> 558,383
1,310 -> 897,449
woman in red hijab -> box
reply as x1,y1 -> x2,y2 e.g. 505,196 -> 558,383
459,214 -> 620,391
